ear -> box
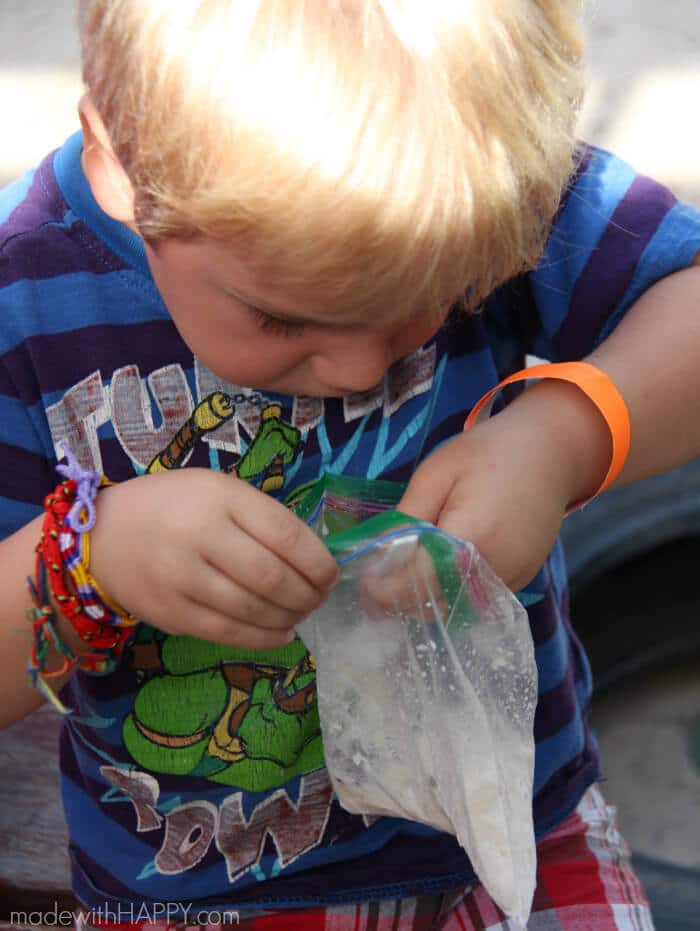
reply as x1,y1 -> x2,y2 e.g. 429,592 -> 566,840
79,94 -> 136,225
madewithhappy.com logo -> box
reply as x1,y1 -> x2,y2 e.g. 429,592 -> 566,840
10,902 -> 240,928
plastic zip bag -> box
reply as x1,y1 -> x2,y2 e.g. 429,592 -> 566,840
295,477 -> 538,927
287,472 -> 405,533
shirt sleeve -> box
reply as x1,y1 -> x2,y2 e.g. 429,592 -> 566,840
0,236 -> 56,541
496,145 -> 700,363
0,165 -> 65,541
0,346 -> 55,541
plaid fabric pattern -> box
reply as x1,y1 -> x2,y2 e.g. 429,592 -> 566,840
75,786 -> 655,931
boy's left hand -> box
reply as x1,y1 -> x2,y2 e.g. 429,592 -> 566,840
397,382 -> 611,591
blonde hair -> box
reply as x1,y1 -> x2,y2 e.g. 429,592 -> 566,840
79,0 -> 583,318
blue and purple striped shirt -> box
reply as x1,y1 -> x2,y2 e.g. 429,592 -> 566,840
2,132 -> 700,914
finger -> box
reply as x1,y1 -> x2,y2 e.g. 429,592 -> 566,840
226,482 -> 339,591
202,526 -> 330,616
362,540 -> 449,622
189,553 -> 322,630
178,597 -> 298,650
397,473 -> 449,524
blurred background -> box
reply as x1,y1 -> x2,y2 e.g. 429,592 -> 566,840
0,2 -> 699,929
2,0 -> 700,203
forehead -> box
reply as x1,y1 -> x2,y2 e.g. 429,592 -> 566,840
151,236 -> 423,329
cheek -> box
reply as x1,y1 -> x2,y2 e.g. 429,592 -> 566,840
150,266 -> 201,328
393,315 -> 444,357
208,341 -> 313,390
158,290 -> 312,383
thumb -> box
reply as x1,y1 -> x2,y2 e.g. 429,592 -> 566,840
397,469 -> 451,526
400,474 -> 475,548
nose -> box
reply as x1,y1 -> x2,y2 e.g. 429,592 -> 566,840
311,332 -> 391,394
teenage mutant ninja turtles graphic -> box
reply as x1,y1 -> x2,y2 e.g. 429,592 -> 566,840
122,627 -> 323,791
120,391 -> 321,790
146,391 -> 303,492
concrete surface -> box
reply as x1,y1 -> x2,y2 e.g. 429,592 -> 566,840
593,658 -> 700,870
0,3 -> 82,187
578,0 -> 700,205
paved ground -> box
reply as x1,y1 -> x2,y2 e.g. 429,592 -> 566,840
0,3 -> 81,188
594,658 -> 700,869
578,0 -> 700,205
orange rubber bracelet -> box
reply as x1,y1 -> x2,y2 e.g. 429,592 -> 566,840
464,362 -> 631,508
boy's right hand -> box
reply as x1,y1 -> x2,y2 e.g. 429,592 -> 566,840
87,469 -> 339,649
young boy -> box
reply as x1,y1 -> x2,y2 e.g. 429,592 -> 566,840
2,1 -> 700,928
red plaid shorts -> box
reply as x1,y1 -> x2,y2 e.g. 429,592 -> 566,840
75,785 -> 654,931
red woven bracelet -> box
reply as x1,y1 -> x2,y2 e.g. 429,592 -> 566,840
36,474 -> 137,674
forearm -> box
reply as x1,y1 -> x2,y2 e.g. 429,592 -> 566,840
504,264 -> 700,509
499,377 -> 612,511
587,264 -> 700,485
0,516 -> 86,729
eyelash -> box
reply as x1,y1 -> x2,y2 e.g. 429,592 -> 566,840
251,308 -> 307,338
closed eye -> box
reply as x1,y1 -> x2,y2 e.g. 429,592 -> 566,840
251,307 -> 307,338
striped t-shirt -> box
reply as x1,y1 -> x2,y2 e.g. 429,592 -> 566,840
2,131 -> 699,914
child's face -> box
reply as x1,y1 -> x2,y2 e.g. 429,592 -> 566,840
145,237 -> 445,397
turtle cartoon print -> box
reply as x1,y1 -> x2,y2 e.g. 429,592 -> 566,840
123,628 -> 322,791
121,390 -> 321,791
146,390 -> 303,493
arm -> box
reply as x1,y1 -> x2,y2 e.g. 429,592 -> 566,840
489,261 -> 700,503
0,470 -> 340,731
398,265 -> 700,591
513,259 -> 700,505
511,153 -> 700,508
588,262 -> 700,485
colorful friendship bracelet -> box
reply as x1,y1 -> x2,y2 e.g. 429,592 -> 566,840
464,361 -> 631,509
38,488 -> 137,656
26,558 -> 77,714
28,447 -> 138,706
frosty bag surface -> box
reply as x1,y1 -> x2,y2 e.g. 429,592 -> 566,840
297,507 -> 538,927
